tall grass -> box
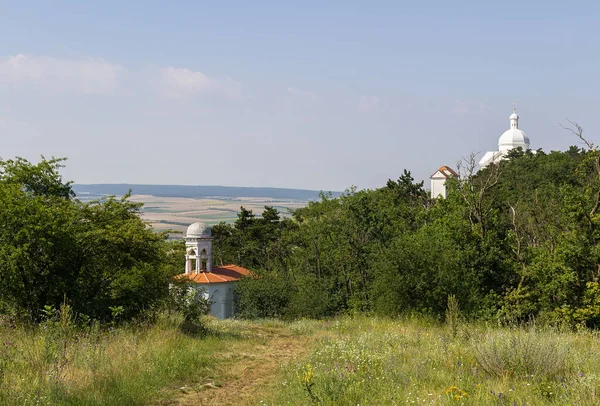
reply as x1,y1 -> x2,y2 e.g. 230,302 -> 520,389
4,312 -> 600,405
269,316 -> 600,405
0,311 -> 237,405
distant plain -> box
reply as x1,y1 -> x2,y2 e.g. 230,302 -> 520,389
76,193 -> 307,235
128,194 -> 307,234
72,184 -> 332,235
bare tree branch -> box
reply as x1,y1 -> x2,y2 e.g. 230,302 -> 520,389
561,120 -> 600,217
560,119 -> 594,150
455,151 -> 499,238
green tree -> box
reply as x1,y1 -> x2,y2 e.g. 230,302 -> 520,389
0,157 -> 172,321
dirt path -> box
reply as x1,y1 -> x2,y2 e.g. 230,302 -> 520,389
173,326 -> 314,405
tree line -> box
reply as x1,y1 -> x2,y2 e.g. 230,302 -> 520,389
3,131 -> 600,328
217,142 -> 600,327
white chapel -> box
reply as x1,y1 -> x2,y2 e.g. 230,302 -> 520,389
176,222 -> 250,319
479,106 -> 531,168
430,166 -> 459,199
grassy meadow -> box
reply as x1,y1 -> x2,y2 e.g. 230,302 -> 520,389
0,312 -> 239,406
2,313 -> 600,405
271,317 -> 600,405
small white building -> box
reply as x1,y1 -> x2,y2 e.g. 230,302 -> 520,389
176,222 -> 250,319
479,106 -> 531,168
430,166 -> 459,199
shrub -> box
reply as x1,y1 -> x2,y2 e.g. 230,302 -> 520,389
473,329 -> 571,378
163,281 -> 211,334
235,273 -> 292,319
445,294 -> 461,338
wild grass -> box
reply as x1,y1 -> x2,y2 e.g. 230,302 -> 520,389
269,316 -> 600,405
4,312 -> 600,405
0,311 -> 241,406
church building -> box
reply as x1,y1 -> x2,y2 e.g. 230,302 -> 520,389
176,222 -> 250,319
430,166 -> 459,199
479,106 -> 531,168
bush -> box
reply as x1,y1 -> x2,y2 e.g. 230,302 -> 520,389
473,329 -> 571,378
163,281 -> 211,334
284,274 -> 341,319
234,273 -> 291,319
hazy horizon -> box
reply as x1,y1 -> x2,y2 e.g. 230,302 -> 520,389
73,182 -> 342,192
1,1 -> 598,191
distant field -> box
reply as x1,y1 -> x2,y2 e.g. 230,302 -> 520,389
77,193 -> 307,235
73,184 -> 334,235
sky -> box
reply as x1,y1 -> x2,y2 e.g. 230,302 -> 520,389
0,1 -> 599,191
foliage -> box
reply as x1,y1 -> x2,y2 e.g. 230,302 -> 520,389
234,272 -> 292,319
219,143 -> 600,325
164,281 -> 211,334
4,140 -> 600,327
0,157 -> 174,322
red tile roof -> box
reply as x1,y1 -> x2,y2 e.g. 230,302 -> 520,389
175,265 -> 251,284
430,166 -> 459,179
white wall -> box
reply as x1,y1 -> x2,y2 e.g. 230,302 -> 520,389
195,282 -> 237,319
430,177 -> 447,199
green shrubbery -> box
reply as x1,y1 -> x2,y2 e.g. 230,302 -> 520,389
5,145 -> 600,328
219,146 -> 600,327
0,157 -> 179,322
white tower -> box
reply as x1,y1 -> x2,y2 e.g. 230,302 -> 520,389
184,222 -> 213,274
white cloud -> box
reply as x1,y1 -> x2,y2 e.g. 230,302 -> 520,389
358,95 -> 381,112
0,54 -> 124,95
157,67 -> 241,100
287,87 -> 316,98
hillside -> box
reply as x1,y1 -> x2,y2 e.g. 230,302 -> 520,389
72,184 -> 341,201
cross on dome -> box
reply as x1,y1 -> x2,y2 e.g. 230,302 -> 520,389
500,106 -> 527,150
509,106 -> 519,128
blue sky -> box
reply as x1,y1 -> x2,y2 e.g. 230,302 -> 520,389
1,1 -> 599,190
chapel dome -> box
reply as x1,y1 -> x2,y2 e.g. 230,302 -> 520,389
498,107 -> 530,152
498,128 -> 530,151
186,222 -> 211,237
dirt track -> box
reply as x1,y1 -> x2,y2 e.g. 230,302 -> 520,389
173,326 -> 313,406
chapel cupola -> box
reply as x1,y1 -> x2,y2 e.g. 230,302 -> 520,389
184,222 -> 213,274
498,105 -> 530,152
509,107 -> 519,129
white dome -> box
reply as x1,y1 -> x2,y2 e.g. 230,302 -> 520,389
498,128 -> 530,151
498,107 -> 530,152
186,222 -> 211,237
